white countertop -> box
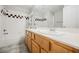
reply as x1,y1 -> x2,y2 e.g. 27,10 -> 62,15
26,28 -> 79,49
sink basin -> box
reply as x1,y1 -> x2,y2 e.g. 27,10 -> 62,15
39,31 -> 65,36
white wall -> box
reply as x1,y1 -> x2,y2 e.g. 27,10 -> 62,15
53,9 -> 63,27
0,6 -> 28,47
63,5 -> 79,28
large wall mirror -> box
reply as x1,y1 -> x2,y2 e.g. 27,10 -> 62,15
26,5 -> 79,29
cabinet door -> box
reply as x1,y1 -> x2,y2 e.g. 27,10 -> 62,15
41,48 -> 47,53
32,40 -> 40,53
49,40 -> 73,53
35,34 -> 49,51
27,38 -> 32,52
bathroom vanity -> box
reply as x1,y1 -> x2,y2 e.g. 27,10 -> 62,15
25,29 -> 79,53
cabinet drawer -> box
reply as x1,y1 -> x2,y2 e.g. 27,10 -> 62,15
32,40 -> 40,53
49,40 -> 73,53
35,34 -> 49,51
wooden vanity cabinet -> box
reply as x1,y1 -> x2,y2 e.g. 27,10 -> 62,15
25,31 -> 79,53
